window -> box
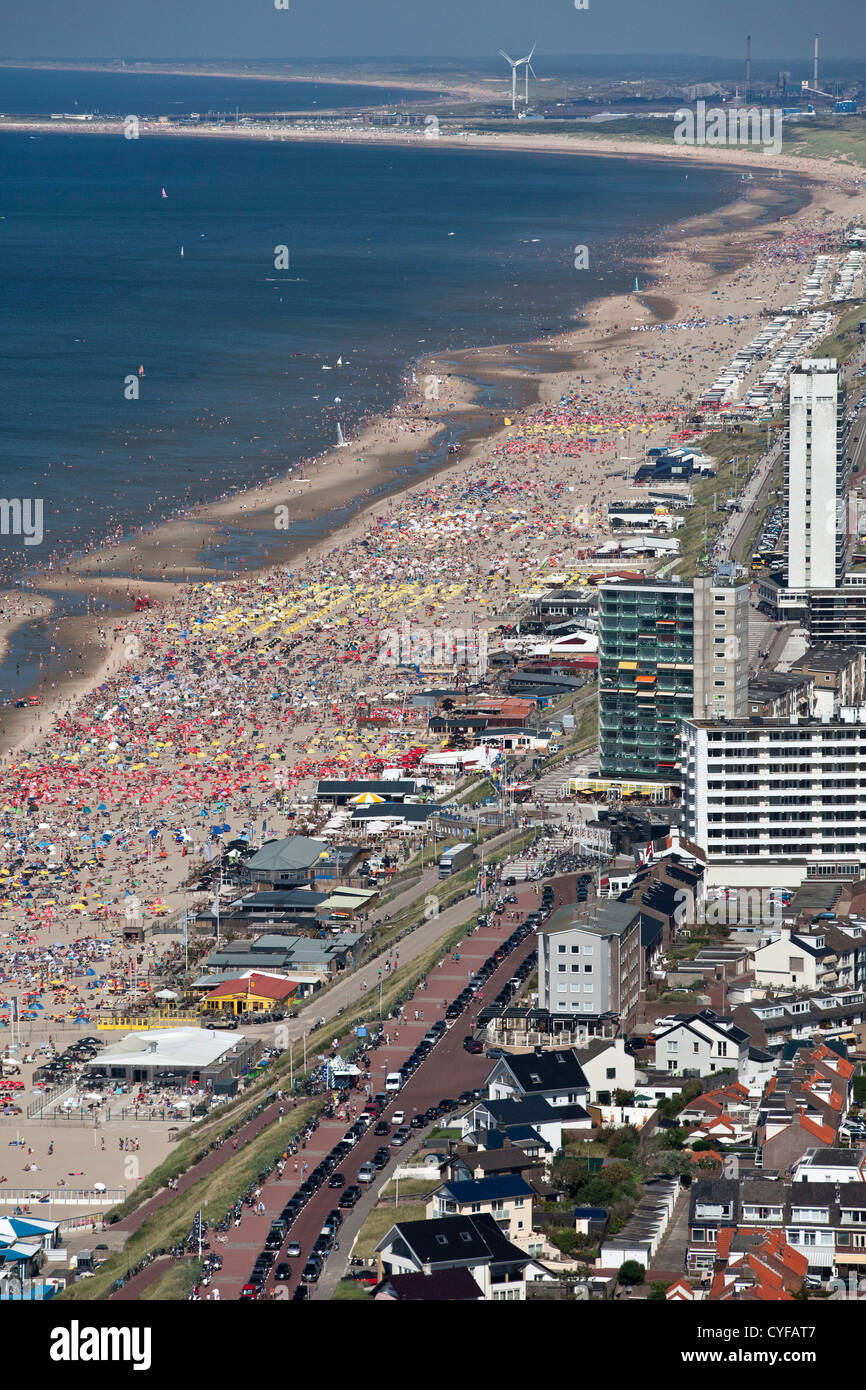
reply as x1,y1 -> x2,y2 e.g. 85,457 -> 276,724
584,945 -> 593,955
667,1041 -> 678,1052
584,964 -> 593,973
469,1203 -> 481,1214
460,1231 -> 473,1242
558,944 -> 566,954
584,983 -> 593,993
692,1229 -> 704,1242
435,1234 -> 448,1246
558,964 -> 566,974
606,1068 -> 616,1080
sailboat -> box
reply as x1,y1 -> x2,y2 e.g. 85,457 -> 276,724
161,187 -> 167,198
336,423 -> 348,448
336,356 -> 343,366
180,246 -> 184,258
634,277 -> 641,292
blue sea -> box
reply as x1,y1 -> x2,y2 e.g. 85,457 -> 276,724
0,66 -> 440,116
0,116 -> 752,577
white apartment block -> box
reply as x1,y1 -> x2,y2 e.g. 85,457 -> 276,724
681,710 -> 866,889
785,357 -> 849,591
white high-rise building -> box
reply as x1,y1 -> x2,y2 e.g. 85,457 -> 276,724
785,357 -> 849,591
681,709 -> 866,889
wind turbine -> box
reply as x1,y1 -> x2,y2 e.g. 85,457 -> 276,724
500,49 -> 522,112
523,44 -> 537,106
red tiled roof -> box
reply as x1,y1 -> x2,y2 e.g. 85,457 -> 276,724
206,973 -> 297,1002
797,1112 -> 836,1145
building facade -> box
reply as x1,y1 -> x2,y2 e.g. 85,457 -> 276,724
681,711 -> 866,888
785,358 -> 850,591
599,576 -> 747,780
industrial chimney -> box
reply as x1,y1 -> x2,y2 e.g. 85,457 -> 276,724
745,35 -> 751,103
813,34 -> 819,92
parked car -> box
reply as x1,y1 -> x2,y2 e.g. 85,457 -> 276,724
301,1258 -> 322,1283
357,1162 -> 376,1184
340,1185 -> 362,1208
391,1110 -> 405,1127
285,1240 -> 302,1258
274,1263 -> 292,1281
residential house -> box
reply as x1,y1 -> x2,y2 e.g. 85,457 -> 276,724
574,1037 -> 636,1102
372,1270 -> 484,1301
484,1047 -> 591,1127
750,926 -> 840,991
437,1142 -> 541,1186
688,1177 -> 865,1280
652,1009 -> 750,1077
427,1176 -> 535,1245
678,1081 -> 754,1127
759,1107 -> 837,1172
461,1096 -> 563,1154
792,1147 -> 866,1184
374,1213 -> 554,1301
709,1227 -> 807,1301
733,986 -> 866,1050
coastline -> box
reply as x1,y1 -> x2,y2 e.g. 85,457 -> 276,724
0,134 -> 859,753
0,58 -> 481,101
6,114 -> 863,187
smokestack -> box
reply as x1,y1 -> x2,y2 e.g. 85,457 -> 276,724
813,34 -> 819,91
745,35 -> 751,103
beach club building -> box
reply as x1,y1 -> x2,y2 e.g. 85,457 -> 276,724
243,836 -> 334,889
201,971 -> 298,1016
83,1027 -> 257,1088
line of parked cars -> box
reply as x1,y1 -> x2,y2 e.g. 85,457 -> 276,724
241,896 -> 540,1299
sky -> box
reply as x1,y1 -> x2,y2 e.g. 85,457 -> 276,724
1,0 -> 864,65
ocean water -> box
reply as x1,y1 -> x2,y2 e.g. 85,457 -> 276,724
0,66 -> 440,116
0,128 -> 747,577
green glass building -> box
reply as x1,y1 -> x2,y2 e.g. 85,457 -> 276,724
599,580 -> 695,780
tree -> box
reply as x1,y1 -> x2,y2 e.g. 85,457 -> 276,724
658,1126 -> 689,1150
607,1125 -> 639,1160
618,1260 -> 645,1287
648,1281 -> 669,1301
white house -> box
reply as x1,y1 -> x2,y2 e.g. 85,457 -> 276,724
375,1213 -> 554,1301
792,1146 -> 866,1184
750,928 -> 839,992
575,1037 -> 636,1102
485,1047 -> 591,1119
461,1096 -> 564,1153
652,1009 -> 750,1078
